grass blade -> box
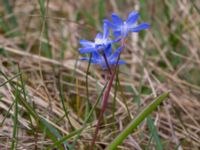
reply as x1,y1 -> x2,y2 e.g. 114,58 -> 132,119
147,116 -> 163,150
47,81 -> 108,150
11,85 -> 19,150
0,101 -> 15,126
0,72 -> 21,87
58,76 -> 74,130
98,0 -> 105,22
106,92 -> 169,150
38,0 -> 52,58
2,0 -> 18,31
40,117 -> 68,149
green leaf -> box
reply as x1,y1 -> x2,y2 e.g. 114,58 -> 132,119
106,92 -> 169,150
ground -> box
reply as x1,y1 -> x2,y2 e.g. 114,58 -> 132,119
0,0 -> 200,150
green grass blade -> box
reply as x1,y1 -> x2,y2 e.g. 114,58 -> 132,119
58,77 -> 74,130
40,117 -> 68,149
2,0 -> 18,30
18,68 -> 63,146
47,81 -> 108,150
98,0 -> 105,23
38,0 -> 52,58
45,128 -> 84,150
82,11 -> 96,27
0,72 -> 21,87
106,92 -> 169,150
0,101 -> 15,126
147,116 -> 163,150
11,85 -> 19,150
84,54 -> 92,120
0,13 -> 9,32
71,81 -> 108,149
117,75 -> 132,120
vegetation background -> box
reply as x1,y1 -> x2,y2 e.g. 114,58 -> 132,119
0,0 -> 200,149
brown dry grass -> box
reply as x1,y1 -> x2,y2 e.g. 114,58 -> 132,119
0,0 -> 200,150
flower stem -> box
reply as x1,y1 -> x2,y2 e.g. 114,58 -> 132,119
102,52 -> 112,75
90,40 -> 126,150
89,64 -> 116,150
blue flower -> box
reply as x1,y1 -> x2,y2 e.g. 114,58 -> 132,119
79,23 -> 115,54
104,11 -> 150,38
80,46 -> 125,69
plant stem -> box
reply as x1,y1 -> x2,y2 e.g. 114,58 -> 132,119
90,40 -> 126,150
89,65 -> 116,150
102,52 -> 112,75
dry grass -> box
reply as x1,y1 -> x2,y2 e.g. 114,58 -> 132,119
0,0 -> 200,149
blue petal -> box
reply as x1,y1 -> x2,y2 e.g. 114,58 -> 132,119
79,47 -> 96,54
79,39 -> 94,47
118,60 -> 126,64
104,45 -> 112,57
103,23 -> 109,39
112,37 -> 121,43
80,57 -> 99,64
95,33 -> 103,39
126,11 -> 139,25
113,31 -> 121,37
111,13 -> 123,25
131,23 -> 150,32
104,19 -> 118,30
92,51 -> 101,59
110,59 -> 126,65
80,57 -> 90,61
110,46 -> 123,60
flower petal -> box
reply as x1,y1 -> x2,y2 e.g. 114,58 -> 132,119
110,46 -> 123,60
92,51 -> 101,59
104,19 -> 118,30
79,39 -> 94,47
79,47 -> 96,54
80,57 -> 90,61
80,57 -> 99,64
131,23 -> 150,32
126,11 -> 139,25
110,59 -> 126,65
112,37 -> 121,43
104,44 -> 112,57
118,60 -> 126,64
103,23 -> 109,39
95,33 -> 103,40
113,31 -> 121,37
111,13 -> 123,25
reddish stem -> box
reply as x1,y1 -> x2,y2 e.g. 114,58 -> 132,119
90,39 -> 125,150
90,65 -> 116,150
102,52 -> 112,75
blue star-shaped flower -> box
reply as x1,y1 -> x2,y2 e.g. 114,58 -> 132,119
79,23 -> 116,54
104,11 -> 150,38
80,46 -> 125,69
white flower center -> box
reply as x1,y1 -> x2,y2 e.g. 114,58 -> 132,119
95,38 -> 103,45
94,38 -> 108,52
121,22 -> 129,37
